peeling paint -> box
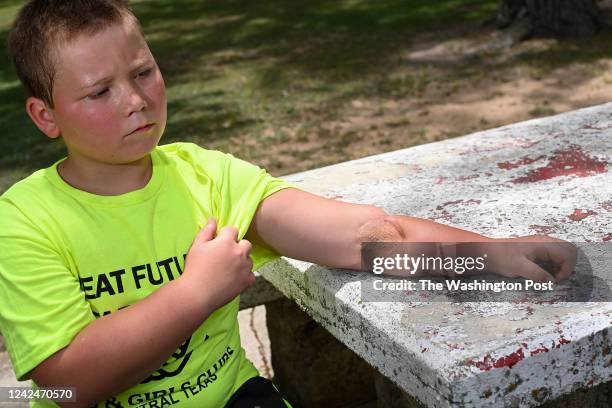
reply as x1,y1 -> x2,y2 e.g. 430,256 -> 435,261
529,345 -> 550,356
568,208 -> 597,221
600,200 -> 612,212
512,145 -> 607,184
468,348 -> 525,371
557,336 -> 571,346
497,155 -> 545,170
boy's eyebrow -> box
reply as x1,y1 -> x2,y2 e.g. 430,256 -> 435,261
130,58 -> 154,72
78,59 -> 154,90
79,76 -> 113,90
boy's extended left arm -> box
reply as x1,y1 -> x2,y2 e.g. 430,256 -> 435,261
246,188 -> 576,282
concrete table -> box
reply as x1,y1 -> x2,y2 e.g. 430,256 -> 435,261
259,103 -> 612,407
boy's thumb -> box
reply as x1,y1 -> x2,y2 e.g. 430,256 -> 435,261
197,218 -> 217,242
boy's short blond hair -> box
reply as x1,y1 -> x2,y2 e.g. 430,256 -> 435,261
7,0 -> 141,108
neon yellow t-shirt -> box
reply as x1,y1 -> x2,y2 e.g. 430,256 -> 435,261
0,142 -> 293,407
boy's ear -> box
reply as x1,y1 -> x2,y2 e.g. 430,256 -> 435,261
26,96 -> 61,139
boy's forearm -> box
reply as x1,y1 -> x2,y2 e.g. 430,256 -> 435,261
30,275 -> 212,407
354,213 -> 494,272
373,214 -> 493,243
248,189 -> 493,271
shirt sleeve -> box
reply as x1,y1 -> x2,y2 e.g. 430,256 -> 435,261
0,200 -> 95,380
216,152 -> 295,270
167,142 -> 296,269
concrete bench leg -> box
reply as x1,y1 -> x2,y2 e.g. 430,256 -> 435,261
373,369 -> 612,408
265,297 -> 377,408
539,380 -> 612,408
373,371 -> 424,408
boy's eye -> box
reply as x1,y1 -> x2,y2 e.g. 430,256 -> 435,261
136,68 -> 152,78
88,88 -> 109,99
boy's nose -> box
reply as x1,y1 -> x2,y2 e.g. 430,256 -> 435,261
124,84 -> 148,115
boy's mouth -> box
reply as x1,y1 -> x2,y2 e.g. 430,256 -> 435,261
127,123 -> 154,135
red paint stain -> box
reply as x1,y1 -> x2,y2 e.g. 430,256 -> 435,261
558,336 -> 571,346
582,123 -> 611,131
446,343 -> 463,350
603,234 -> 612,242
529,344 -> 550,356
435,176 -> 447,184
512,145 -> 607,184
498,155 -> 545,169
469,348 -> 525,371
530,225 -> 554,234
568,208 -> 597,221
587,379 -> 594,386
600,200 -> 612,212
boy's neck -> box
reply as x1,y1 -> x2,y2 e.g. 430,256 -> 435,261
57,154 -> 153,196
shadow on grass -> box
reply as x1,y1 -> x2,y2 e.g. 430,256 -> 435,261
137,0 -> 501,87
1,0 -> 612,181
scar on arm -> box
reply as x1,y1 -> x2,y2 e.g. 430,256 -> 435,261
358,215 -> 406,242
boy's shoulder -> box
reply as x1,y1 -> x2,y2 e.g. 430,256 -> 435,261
158,142 -> 255,180
0,167 -> 49,204
158,141 -> 229,166
0,167 -> 53,232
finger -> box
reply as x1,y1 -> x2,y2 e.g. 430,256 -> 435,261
246,270 -> 256,287
218,226 -> 239,242
518,258 -> 556,283
528,241 -> 577,282
238,239 -> 252,256
548,242 -> 577,282
196,218 -> 217,242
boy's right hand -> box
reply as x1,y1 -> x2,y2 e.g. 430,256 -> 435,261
182,218 -> 255,314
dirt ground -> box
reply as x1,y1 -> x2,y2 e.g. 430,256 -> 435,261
254,25 -> 612,176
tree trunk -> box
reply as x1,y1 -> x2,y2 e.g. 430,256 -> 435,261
497,0 -> 610,42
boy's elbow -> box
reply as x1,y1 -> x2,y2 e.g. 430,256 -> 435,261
340,207 -> 404,271
356,207 -> 405,243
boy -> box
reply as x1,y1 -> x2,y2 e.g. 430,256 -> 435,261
0,1 -> 575,407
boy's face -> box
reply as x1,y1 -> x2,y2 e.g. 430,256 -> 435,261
48,16 -> 166,165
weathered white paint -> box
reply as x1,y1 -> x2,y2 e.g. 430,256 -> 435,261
260,103 -> 612,407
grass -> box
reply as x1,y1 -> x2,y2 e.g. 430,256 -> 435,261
1,0 -> 612,193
